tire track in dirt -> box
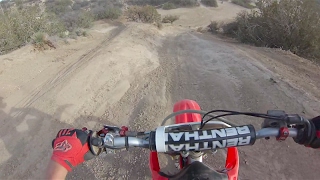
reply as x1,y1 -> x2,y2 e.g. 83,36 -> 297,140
67,28 -> 183,179
16,25 -> 126,109
0,24 -> 128,180
80,63 -> 174,180
0,24 -> 128,178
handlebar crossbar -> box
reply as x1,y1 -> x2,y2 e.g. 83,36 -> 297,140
95,125 -> 298,152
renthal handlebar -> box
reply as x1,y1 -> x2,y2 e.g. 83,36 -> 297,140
155,125 -> 298,152
91,125 -> 298,152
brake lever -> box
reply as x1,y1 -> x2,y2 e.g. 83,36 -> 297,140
261,111 -> 307,128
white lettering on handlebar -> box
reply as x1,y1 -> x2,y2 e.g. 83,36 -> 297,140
225,128 -> 238,136
199,131 -> 212,140
185,143 -> 200,151
185,131 -> 199,141
169,132 -> 184,141
166,136 -> 252,151
238,136 -> 251,145
211,129 -> 226,138
227,138 -> 238,147
212,139 -> 226,148
199,142 -> 210,150
168,144 -> 185,151
163,125 -> 254,152
168,127 -> 251,142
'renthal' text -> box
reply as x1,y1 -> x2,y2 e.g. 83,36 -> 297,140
165,126 -> 253,151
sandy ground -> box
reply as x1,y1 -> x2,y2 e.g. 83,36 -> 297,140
158,1 -> 248,27
1,2 -> 320,180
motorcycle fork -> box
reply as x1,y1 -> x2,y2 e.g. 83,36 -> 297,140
171,151 -> 204,169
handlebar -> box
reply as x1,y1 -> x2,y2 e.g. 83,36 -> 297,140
92,125 -> 298,153
154,125 -> 298,152
113,137 -> 149,148
90,109 -> 307,154
256,127 -> 297,139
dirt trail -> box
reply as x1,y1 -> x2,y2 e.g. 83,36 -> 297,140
158,2 -> 248,27
0,22 -> 164,179
1,3 -> 320,180
162,32 -> 320,179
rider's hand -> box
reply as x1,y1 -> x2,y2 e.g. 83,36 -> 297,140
294,116 -> 320,148
51,128 -> 95,171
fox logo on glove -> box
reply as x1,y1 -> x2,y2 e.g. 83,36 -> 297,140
54,140 -> 72,152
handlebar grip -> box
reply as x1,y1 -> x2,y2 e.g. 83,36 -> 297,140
155,125 -> 256,152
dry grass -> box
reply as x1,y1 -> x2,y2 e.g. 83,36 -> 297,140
202,0 -> 218,7
223,0 -> 320,61
231,0 -> 255,9
208,21 -> 219,33
0,6 -> 64,54
31,32 -> 56,51
126,5 -> 161,23
162,15 -> 179,24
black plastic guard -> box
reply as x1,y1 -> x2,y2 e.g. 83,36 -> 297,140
159,161 -> 228,180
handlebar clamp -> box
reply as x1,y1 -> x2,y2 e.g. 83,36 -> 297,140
276,127 -> 289,141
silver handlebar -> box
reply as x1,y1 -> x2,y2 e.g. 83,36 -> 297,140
101,127 -> 298,150
96,109 -> 303,151
113,137 -> 149,148
255,128 -> 298,139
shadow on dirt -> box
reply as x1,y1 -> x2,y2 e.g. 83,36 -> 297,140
0,96 -> 175,180
0,95 -> 163,179
0,97 -> 99,179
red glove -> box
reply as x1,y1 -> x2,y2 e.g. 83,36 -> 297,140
294,116 -> 320,148
51,128 -> 95,171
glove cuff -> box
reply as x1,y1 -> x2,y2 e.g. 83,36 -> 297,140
51,154 -> 73,172
310,131 -> 320,148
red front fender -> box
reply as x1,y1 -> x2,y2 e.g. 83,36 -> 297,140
225,147 -> 239,180
173,99 -> 202,124
149,151 -> 168,180
149,99 -> 239,180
